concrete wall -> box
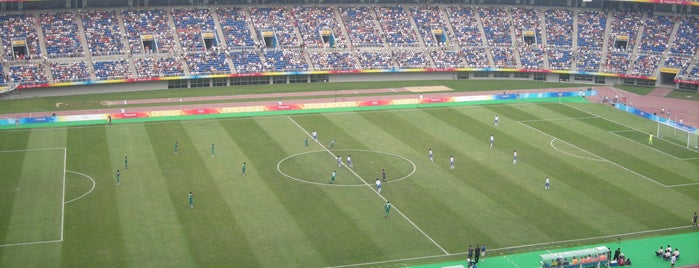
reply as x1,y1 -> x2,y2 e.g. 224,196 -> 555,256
14,81 -> 168,98
331,72 -> 454,83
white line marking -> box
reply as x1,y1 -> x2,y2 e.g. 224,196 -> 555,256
61,148 -> 66,242
64,170 -> 96,204
287,116 -> 449,255
519,120 -> 668,188
549,138 -> 606,162
519,116 -> 599,123
277,149 -> 416,187
0,147 -> 66,153
0,239 -> 62,248
608,131 -> 689,160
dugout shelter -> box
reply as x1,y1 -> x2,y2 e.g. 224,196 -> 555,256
540,246 -> 611,268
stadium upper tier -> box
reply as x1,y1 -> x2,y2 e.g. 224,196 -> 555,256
1,5 -> 699,86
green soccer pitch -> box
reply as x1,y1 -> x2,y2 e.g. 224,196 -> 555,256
0,86 -> 698,267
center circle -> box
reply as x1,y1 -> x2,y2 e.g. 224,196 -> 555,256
277,149 -> 416,186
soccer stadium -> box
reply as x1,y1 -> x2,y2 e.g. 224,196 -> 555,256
0,0 -> 698,267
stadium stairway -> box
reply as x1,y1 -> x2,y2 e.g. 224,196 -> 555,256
473,10 -> 495,65
599,12 -> 613,73
74,14 -> 96,81
571,9 -> 579,71
209,7 -> 228,52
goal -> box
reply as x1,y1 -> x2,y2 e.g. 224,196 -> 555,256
657,120 -> 698,148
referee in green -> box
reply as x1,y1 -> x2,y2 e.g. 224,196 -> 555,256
384,201 -> 391,218
188,192 -> 193,208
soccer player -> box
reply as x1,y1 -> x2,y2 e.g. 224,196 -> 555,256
384,201 -> 391,218
241,162 -> 247,176
311,130 -> 318,142
513,150 -> 518,164
188,192 -> 193,208
450,155 -> 455,169
329,138 -> 336,149
174,141 -> 179,155
107,114 -> 112,125
211,143 -> 215,158
115,169 -> 121,186
124,156 -> 128,170
376,178 -> 382,193
545,176 -> 550,190
648,132 -> 653,144
347,154 -> 353,167
337,155 -> 342,168
382,168 -> 386,182
489,134 -> 494,148
330,171 -> 336,184
494,114 -> 499,126
428,148 -> 434,162
304,137 -> 309,149
693,212 -> 697,228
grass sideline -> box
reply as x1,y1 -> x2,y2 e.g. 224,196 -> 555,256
0,83 -> 697,267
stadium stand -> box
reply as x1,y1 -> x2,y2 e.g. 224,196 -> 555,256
172,8 -> 218,53
216,7 -> 256,49
309,51 -> 356,71
409,6 -> 450,47
444,6 -> 482,47
81,10 -> 126,56
93,60 -> 131,80
0,64 -> 6,86
8,63 -> 48,85
0,13 -> 41,60
338,6 -> 384,47
248,7 -> 300,48
50,61 -> 90,83
430,50 -> 464,69
185,52 -> 231,75
1,3 -> 699,87
478,6 -> 512,46
121,9 -> 177,54
134,57 -> 185,78
228,51 -> 264,73
40,12 -> 84,58
292,6 -> 347,49
577,10 -> 607,48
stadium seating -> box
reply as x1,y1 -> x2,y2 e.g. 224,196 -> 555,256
50,62 -> 90,82
445,6 -> 482,46
8,64 -> 48,85
248,7 -> 300,48
121,9 -> 176,54
0,4 -> 698,84
293,6 -> 347,49
93,60 -> 131,80
134,57 -> 185,78
430,50 -> 463,69
409,6 -> 449,47
338,6 -> 384,47
545,8 -> 573,47
216,7 -> 256,49
172,8 -> 217,53
81,10 -> 125,56
0,13 -> 41,60
185,52 -> 231,75
478,7 -> 512,46
670,16 -> 699,56
229,51 -> 264,73
309,51 -> 356,70
0,64 -> 6,86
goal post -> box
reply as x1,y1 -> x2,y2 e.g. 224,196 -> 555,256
657,120 -> 698,148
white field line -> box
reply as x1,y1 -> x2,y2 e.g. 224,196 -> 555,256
608,130 -> 690,161
517,120 -> 668,188
64,170 -> 96,204
330,225 -> 693,268
519,116 -> 599,123
0,147 -> 66,153
549,138 -> 606,162
0,239 -> 62,248
561,103 -> 699,154
286,116 -> 449,255
61,148 -> 66,241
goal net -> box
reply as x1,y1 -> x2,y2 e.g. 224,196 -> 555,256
657,120 -> 698,149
